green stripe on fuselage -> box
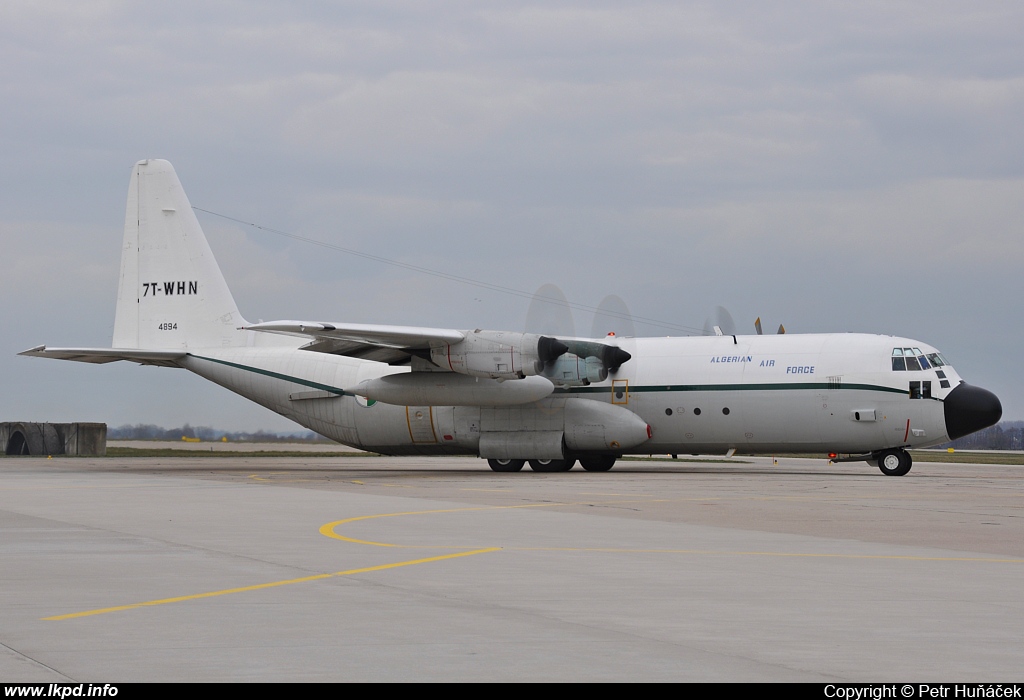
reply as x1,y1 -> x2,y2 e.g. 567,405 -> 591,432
558,382 -> 908,395
190,354 -> 349,395
191,354 -> 908,399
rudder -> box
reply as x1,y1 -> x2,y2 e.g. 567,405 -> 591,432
112,160 -> 247,349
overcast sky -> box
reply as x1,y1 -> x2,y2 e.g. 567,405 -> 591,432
2,1 -> 1022,431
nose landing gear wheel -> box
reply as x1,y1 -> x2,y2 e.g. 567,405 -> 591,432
488,458 -> 525,472
876,449 -> 912,476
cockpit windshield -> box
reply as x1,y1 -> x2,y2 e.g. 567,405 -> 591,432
892,347 -> 949,372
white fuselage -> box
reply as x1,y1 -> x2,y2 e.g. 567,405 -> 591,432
179,331 -> 954,457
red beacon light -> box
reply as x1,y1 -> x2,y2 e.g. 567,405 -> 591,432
828,452 -> 838,460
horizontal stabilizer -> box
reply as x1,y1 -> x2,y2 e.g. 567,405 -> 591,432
19,346 -> 185,367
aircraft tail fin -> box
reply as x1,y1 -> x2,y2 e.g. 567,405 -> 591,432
112,160 -> 247,350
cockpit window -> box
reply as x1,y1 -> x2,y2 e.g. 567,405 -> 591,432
892,347 -> 948,372
904,348 -> 922,371
914,348 -> 931,370
891,348 -> 906,371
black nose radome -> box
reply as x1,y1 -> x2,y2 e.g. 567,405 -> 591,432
944,383 -> 1002,440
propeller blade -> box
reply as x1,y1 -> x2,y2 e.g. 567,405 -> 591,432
703,306 -> 737,336
591,294 -> 635,339
778,324 -> 786,335
525,284 -> 575,337
715,306 -> 736,336
755,317 -> 763,335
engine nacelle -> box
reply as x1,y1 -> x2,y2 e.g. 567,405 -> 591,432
430,331 -> 567,380
541,353 -> 607,386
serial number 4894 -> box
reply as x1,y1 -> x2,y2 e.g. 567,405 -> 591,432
157,323 -> 177,331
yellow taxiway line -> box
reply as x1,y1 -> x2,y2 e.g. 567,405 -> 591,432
44,548 -> 499,621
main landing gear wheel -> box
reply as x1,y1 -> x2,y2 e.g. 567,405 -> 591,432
876,449 -> 912,477
488,458 -> 525,472
528,458 -> 575,472
579,455 -> 616,472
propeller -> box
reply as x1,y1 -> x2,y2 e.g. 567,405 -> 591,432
525,283 -> 575,337
590,294 -> 636,339
525,284 -> 575,375
525,284 -> 632,383
754,317 -> 786,335
702,306 -> 736,336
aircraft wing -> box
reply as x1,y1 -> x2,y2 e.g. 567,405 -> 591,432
18,346 -> 186,368
243,321 -> 466,365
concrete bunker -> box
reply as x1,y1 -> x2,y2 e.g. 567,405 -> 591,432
1,423 -> 106,456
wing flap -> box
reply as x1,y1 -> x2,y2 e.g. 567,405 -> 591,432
297,338 -> 416,365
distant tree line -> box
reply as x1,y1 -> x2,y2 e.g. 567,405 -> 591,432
938,421 -> 1024,451
108,423 -> 330,442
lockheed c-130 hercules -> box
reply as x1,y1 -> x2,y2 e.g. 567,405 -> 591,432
21,160 -> 1002,476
